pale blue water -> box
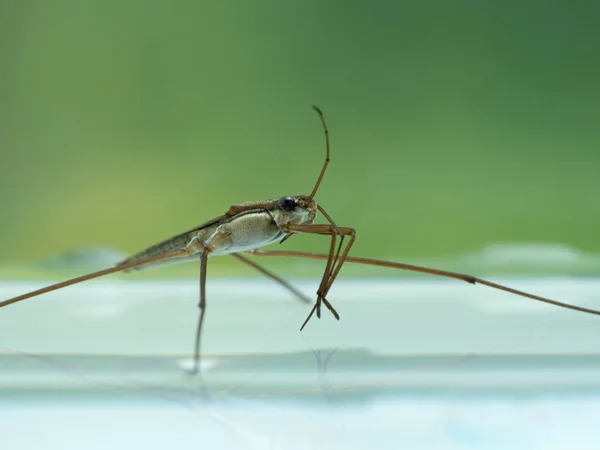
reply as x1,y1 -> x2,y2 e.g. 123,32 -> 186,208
2,278 -> 600,449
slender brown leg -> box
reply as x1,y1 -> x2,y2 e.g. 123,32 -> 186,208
304,205 -> 357,321
230,253 -> 311,304
247,249 -> 600,317
192,251 -> 209,374
299,224 -> 340,330
315,205 -> 356,296
295,206 -> 345,328
280,222 -> 357,330
0,249 -> 191,309
316,226 -> 338,318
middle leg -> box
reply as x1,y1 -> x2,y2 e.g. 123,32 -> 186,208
191,251 -> 208,374
230,253 -> 311,304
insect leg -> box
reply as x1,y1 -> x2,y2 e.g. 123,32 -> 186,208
189,227 -> 235,374
191,251 -> 209,375
280,223 -> 356,329
247,250 -> 600,317
0,249 -> 191,309
297,223 -> 339,330
230,253 -> 311,304
315,205 -> 357,297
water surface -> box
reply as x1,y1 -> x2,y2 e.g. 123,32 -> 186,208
2,278 -> 600,448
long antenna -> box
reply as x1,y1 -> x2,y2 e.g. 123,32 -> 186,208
306,105 -> 330,204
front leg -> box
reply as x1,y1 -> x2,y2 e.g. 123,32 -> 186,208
281,223 -> 356,330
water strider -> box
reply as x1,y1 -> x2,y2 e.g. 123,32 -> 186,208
2,106 -> 600,374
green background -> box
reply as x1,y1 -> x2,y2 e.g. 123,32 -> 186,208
1,1 -> 599,275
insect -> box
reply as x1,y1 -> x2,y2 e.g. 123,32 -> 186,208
2,106 -> 600,374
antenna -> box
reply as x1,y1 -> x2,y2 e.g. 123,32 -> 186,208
306,105 -> 330,203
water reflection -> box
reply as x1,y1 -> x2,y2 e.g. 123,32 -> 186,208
5,348 -> 600,449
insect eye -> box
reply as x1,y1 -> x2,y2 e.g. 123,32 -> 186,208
278,196 -> 296,212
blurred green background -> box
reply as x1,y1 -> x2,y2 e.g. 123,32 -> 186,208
1,1 -> 599,276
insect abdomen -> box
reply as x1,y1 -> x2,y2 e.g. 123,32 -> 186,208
117,225 -> 218,270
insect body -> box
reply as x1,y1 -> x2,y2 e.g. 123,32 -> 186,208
120,195 -> 317,267
2,106 -> 599,374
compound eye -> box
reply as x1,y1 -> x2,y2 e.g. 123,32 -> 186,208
278,196 -> 296,212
